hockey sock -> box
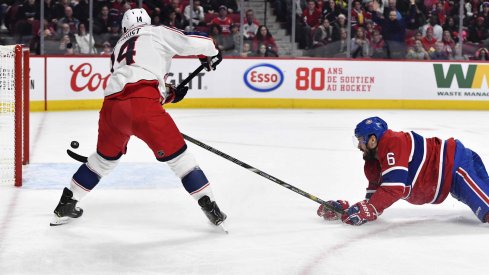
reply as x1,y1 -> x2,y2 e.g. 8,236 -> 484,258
182,168 -> 215,201
70,163 -> 101,201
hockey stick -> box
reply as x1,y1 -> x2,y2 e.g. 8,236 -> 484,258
66,135 -> 344,215
181,134 -> 345,215
66,64 -> 205,163
178,64 -> 205,88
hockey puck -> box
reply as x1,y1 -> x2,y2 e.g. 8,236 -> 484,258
70,141 -> 79,149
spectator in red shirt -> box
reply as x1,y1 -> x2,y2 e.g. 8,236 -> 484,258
252,25 -> 278,54
432,1 -> 447,25
364,19 -> 379,41
209,5 -> 233,35
370,29 -> 389,59
441,30 -> 455,58
301,0 -> 322,48
406,30 -> 423,47
421,26 -> 437,52
303,0 -> 322,28
351,0 -> 367,29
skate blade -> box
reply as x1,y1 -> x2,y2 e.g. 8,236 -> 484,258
217,220 -> 229,234
49,215 -> 70,226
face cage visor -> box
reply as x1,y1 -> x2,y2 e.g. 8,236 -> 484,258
352,135 -> 367,148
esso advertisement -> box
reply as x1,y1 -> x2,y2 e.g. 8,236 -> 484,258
243,63 -> 284,92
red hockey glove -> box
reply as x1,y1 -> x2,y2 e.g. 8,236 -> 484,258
198,50 -> 222,71
317,200 -> 349,221
341,200 -> 379,226
163,84 -> 188,104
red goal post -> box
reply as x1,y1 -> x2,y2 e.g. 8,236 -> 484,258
0,45 -> 30,187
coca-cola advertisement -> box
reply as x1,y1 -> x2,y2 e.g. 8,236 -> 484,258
69,62 -> 111,93
47,57 -> 111,100
42,57 -> 215,110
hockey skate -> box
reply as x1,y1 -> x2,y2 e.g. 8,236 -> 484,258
50,187 -> 83,226
198,196 -> 227,232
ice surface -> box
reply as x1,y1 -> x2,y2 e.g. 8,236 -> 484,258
0,109 -> 488,275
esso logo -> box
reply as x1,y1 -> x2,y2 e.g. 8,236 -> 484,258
243,64 -> 284,92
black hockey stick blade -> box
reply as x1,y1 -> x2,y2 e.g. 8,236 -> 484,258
67,149 -> 87,163
181,133 -> 345,215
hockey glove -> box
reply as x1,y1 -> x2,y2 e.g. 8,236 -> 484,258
172,86 -> 189,103
341,200 -> 379,226
199,50 -> 222,71
163,84 -> 189,104
317,200 -> 349,221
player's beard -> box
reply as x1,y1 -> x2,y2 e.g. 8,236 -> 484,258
362,146 -> 377,161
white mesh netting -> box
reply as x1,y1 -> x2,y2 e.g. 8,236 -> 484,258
0,45 -> 17,185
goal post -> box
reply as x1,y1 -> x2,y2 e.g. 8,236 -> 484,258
0,45 -> 30,187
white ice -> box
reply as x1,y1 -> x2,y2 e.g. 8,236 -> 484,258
0,109 -> 488,275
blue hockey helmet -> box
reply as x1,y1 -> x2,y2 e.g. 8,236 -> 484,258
354,116 -> 388,144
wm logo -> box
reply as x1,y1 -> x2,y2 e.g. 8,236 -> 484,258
433,64 -> 489,88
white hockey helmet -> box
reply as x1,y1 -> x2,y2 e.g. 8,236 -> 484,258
121,8 -> 151,33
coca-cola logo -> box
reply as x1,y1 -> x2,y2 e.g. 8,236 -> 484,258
70,63 -> 110,92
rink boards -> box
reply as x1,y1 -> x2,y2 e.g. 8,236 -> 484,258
28,56 -> 489,111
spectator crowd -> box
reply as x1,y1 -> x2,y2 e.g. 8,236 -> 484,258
0,0 -> 279,57
0,0 -> 488,59
273,0 -> 489,59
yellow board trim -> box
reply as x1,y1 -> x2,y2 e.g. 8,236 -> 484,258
30,101 -> 47,112
31,98 -> 489,111
30,99 -> 104,111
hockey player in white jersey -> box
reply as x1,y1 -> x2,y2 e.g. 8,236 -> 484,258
50,9 -> 226,228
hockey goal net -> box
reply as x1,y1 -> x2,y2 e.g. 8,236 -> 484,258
0,45 -> 29,187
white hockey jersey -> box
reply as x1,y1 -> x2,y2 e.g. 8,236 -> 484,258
105,25 -> 218,99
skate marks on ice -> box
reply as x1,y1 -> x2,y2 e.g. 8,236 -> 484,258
301,207 -> 487,275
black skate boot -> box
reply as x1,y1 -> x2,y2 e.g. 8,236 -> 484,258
198,196 -> 227,226
50,187 -> 83,226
